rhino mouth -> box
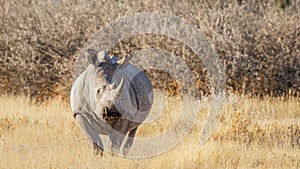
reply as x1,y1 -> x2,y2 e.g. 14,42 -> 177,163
102,106 -> 121,122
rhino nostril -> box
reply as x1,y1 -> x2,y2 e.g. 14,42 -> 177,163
103,107 -> 108,115
102,108 -> 108,119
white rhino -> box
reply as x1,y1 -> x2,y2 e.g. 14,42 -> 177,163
70,49 -> 153,155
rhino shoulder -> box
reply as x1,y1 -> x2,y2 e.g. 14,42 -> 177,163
70,65 -> 95,114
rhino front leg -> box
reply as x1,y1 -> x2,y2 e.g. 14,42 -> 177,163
75,114 -> 104,156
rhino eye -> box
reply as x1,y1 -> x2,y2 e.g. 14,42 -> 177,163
96,86 -> 106,94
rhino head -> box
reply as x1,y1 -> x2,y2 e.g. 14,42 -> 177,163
87,49 -> 127,121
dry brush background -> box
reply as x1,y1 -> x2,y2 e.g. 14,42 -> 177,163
0,0 -> 300,168
0,0 -> 299,100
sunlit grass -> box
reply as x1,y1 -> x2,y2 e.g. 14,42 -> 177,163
0,94 -> 299,168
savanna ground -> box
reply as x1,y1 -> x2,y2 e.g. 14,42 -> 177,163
0,92 -> 299,169
1,0 -> 300,168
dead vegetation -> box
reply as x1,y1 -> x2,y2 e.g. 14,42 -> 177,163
0,94 -> 299,168
0,0 -> 299,101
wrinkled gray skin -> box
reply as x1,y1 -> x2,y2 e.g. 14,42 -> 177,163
70,49 -> 153,155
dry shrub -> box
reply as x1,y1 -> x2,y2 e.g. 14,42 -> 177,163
212,95 -> 300,148
0,0 -> 299,101
214,112 -> 300,148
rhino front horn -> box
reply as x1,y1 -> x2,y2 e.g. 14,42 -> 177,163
115,76 -> 125,94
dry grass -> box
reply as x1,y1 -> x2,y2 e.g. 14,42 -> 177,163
0,93 -> 299,169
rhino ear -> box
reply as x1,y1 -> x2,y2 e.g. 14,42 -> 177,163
87,49 -> 99,66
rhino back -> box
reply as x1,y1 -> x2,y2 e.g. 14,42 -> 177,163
128,71 -> 153,112
113,64 -> 153,121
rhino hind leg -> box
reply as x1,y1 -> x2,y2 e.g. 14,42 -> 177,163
123,127 -> 138,156
109,119 -> 130,154
109,129 -> 126,154
75,114 -> 104,156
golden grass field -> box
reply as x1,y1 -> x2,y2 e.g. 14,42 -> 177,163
0,92 -> 299,169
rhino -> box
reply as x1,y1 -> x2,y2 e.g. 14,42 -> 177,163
70,49 -> 153,155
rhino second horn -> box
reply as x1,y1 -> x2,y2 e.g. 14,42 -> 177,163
107,82 -> 116,90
